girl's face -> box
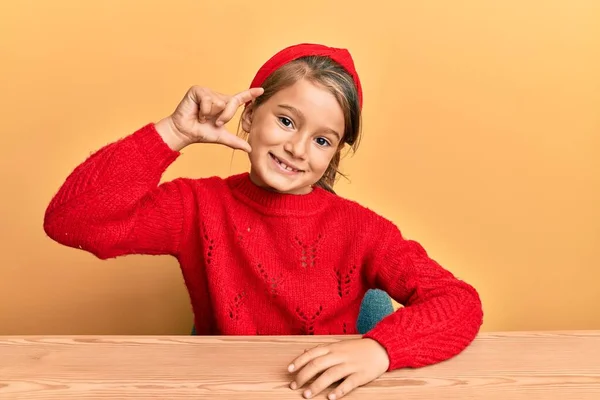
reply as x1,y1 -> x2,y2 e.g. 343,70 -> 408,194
242,79 -> 345,195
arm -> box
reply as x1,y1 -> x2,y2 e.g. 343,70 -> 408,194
44,86 -> 264,260
362,220 -> 484,371
43,123 -> 189,259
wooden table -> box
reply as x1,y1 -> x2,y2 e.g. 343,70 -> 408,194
1,331 -> 599,399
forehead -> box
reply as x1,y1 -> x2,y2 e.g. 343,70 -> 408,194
266,79 -> 345,128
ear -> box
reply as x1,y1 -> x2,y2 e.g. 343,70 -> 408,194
241,104 -> 254,133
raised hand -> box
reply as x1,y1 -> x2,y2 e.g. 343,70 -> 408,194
156,85 -> 264,152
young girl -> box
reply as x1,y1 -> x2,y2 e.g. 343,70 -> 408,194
44,43 -> 483,399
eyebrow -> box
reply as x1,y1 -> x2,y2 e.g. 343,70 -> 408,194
277,104 -> 341,140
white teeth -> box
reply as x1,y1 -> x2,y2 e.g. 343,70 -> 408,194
273,154 -> 299,172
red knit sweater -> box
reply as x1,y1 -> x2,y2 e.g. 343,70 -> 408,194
44,123 -> 483,371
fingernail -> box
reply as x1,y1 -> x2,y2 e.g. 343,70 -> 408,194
303,389 -> 312,398
288,364 -> 295,372
290,381 -> 297,390
215,120 -> 223,126
328,394 -> 337,400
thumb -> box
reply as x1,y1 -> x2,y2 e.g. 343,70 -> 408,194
215,131 -> 252,153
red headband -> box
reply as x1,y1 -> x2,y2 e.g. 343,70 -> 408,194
249,43 -> 363,109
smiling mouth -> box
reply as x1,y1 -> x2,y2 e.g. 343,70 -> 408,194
269,153 -> 304,173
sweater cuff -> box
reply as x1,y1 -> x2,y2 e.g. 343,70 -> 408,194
131,123 -> 181,170
362,325 -> 416,372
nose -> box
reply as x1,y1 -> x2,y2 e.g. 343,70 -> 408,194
283,133 -> 308,160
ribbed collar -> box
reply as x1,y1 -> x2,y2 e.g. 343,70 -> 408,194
226,173 -> 332,217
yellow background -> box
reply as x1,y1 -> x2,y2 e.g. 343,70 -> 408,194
1,0 -> 598,334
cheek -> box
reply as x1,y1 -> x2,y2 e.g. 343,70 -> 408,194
311,149 -> 337,172
249,118 -> 283,147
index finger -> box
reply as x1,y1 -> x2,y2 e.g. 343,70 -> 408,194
288,344 -> 330,373
235,87 -> 264,104
215,87 -> 264,126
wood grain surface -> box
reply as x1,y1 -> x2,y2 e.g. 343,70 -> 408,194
1,331 -> 599,399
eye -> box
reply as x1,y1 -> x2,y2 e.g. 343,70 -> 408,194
278,116 -> 293,128
315,137 -> 331,147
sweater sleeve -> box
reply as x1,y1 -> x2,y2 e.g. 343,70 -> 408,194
43,123 -> 189,259
362,220 -> 484,371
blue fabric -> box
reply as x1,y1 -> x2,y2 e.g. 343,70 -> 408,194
191,289 -> 393,335
356,289 -> 394,334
